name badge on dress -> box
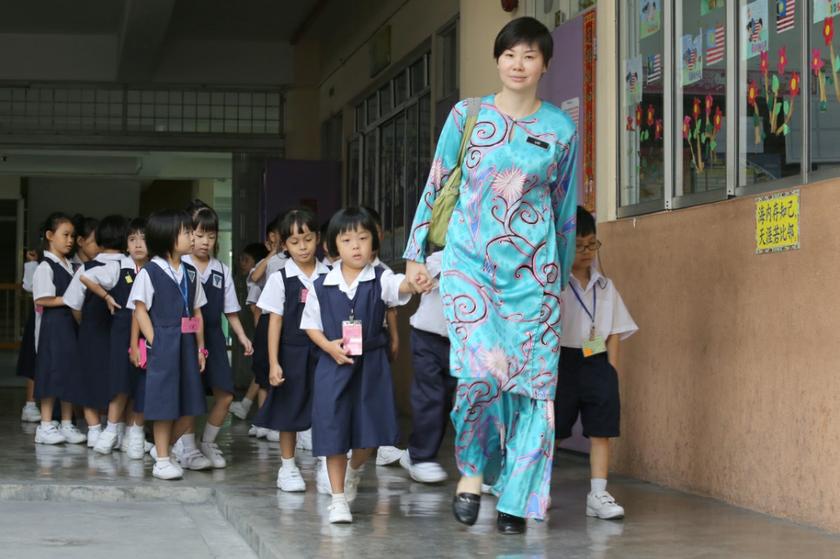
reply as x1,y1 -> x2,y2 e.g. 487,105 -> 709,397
526,136 -> 550,150
125,274 -> 133,284
342,320 -> 363,356
582,327 -> 607,358
35,305 -> 44,315
299,288 -> 309,303
212,273 -> 222,289
181,316 -> 202,334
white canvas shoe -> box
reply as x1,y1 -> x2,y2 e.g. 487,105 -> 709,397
61,424 -> 87,445
375,446 -> 403,466
35,423 -> 66,445
21,403 -> 41,423
93,430 -> 118,455
328,499 -> 352,524
153,459 -> 184,480
586,491 -> 625,520
199,441 -> 227,469
296,429 -> 312,451
276,463 -> 306,492
316,458 -> 332,495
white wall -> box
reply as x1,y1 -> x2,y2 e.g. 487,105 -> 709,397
27,178 -> 141,246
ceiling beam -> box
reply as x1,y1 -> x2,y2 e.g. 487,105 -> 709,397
117,0 -> 177,82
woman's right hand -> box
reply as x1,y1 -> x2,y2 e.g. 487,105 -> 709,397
406,260 -> 434,293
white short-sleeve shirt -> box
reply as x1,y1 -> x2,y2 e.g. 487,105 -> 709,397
558,266 -> 638,348
82,254 -> 138,292
300,262 -> 410,332
64,252 -> 124,311
127,256 -> 207,311
22,261 -> 39,293
33,251 -> 75,301
182,255 -> 241,314
257,259 -> 331,316
409,251 -> 447,338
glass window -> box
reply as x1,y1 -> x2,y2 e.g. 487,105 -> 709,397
809,7 -> 840,178
739,0 -> 802,188
367,94 -> 379,125
394,71 -> 408,106
379,83 -> 393,116
619,0 -> 666,207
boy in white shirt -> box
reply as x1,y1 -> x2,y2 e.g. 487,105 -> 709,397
555,207 -> 638,520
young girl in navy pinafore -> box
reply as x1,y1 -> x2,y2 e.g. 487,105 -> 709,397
252,311 -> 270,389
34,259 -> 77,402
108,264 -> 145,412
200,267 -> 234,395
143,262 -> 206,420
310,267 -> 400,457
253,268 -> 321,432
67,260 -> 112,410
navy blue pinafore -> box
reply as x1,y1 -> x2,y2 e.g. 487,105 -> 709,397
252,312 -> 270,389
200,264 -> 234,395
66,261 -> 112,409
33,259 -> 78,401
310,267 -> 399,457
108,263 -> 145,411
143,262 -> 206,421
253,268 -> 323,432
16,303 -> 37,380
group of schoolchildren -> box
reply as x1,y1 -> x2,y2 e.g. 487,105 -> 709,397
17,203 -> 637,526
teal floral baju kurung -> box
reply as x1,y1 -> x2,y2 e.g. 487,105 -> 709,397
404,95 -> 577,519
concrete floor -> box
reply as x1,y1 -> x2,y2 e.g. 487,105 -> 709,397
1,379 -> 839,558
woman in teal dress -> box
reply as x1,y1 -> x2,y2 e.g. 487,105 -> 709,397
404,17 -> 577,534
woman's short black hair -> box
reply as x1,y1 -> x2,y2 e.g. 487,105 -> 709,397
95,215 -> 128,251
145,209 -> 192,259
128,217 -> 146,236
192,206 -> 219,234
493,16 -> 553,65
72,214 -> 99,240
325,207 -> 379,258
576,206 -> 596,237
278,208 -> 318,242
242,242 -> 268,263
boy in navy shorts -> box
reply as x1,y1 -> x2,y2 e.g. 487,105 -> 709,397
555,206 -> 638,520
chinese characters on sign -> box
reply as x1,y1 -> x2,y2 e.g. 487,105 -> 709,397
755,190 -> 800,254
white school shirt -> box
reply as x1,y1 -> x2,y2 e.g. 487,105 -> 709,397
64,252 -> 124,311
181,255 -> 241,314
32,251 -> 75,352
83,255 -> 139,291
126,256 -> 207,311
558,266 -> 638,349
22,261 -> 39,293
247,253 -> 289,284
300,263 -> 411,332
320,257 -> 333,269
257,259 -> 331,316
409,251 -> 448,338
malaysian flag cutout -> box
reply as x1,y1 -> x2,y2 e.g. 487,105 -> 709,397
706,23 -> 725,66
776,0 -> 796,34
646,54 -> 662,83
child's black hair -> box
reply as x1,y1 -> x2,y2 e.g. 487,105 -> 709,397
145,209 -> 192,259
40,212 -> 73,249
325,207 -> 380,258
493,16 -> 553,66
277,208 -> 318,243
72,214 -> 99,240
192,206 -> 219,234
128,217 -> 147,236
361,205 -> 382,229
576,206 -> 596,237
186,198 -> 211,217
95,215 -> 128,251
242,242 -> 268,263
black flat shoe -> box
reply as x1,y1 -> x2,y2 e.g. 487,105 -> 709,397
497,512 -> 526,534
452,493 -> 481,526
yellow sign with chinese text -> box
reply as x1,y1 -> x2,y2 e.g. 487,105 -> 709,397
755,190 -> 800,254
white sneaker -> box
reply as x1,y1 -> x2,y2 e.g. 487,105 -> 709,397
144,440 -> 154,453
296,429 -> 312,451
61,424 -> 87,445
153,459 -> 184,480
344,468 -> 362,503
229,401 -> 250,420
255,427 -> 270,439
93,430 -> 118,455
276,463 -> 306,492
85,427 -> 100,448
328,499 -> 352,524
248,425 -> 258,437
21,404 -> 41,423
586,491 -> 625,520
316,458 -> 332,495
115,423 -> 126,450
199,441 -> 227,469
177,447 -> 213,471
376,446 -> 403,466
35,423 -> 66,445
266,430 -> 280,442
399,452 -> 448,484
126,428 -> 145,460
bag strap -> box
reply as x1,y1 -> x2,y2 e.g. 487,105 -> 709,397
453,97 -> 481,168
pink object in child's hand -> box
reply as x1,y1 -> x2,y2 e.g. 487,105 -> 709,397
136,338 -> 148,369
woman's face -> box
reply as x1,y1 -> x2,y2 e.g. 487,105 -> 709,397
496,42 -> 546,93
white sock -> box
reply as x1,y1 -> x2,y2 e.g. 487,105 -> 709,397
591,478 -> 608,494
156,456 -> 171,464
130,424 -> 144,436
41,421 -> 52,428
331,493 -> 347,504
282,457 -> 296,469
241,398 -> 253,410
25,401 -> 36,407
203,423 -> 221,443
88,424 -> 101,432
105,422 -> 118,433
347,464 -> 363,479
61,420 -> 73,428
181,433 -> 196,450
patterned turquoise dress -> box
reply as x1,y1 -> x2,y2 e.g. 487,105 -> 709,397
404,95 -> 577,519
